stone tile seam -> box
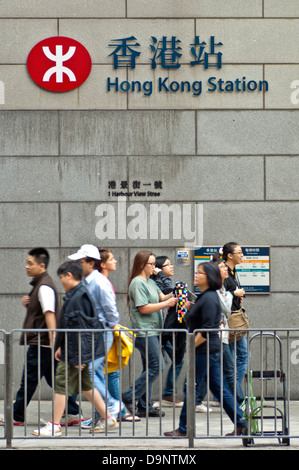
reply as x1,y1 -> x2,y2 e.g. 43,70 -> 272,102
1,200 -> 299,204
48,108 -> 299,112
0,107 -> 296,111
0,108 -> 297,115
1,16 -> 299,20
1,154 -> 299,158
1,109 -> 298,112
126,108 -> 297,112
263,155 -> 267,200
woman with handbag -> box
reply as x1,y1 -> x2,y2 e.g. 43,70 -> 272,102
164,262 -> 246,437
222,242 -> 248,385
211,252 -> 245,405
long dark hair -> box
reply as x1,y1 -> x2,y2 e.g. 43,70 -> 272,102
198,262 -> 222,291
127,250 -> 155,307
128,250 -> 155,285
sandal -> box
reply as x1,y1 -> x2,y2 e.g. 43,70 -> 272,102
117,413 -> 141,422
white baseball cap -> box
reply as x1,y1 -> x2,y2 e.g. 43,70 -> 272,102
68,244 -> 101,261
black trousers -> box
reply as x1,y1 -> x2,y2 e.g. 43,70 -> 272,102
13,345 -> 79,422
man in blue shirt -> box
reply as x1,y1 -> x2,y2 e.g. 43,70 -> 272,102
68,244 -> 126,427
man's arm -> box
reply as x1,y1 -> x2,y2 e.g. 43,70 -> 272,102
38,285 -> 57,347
45,311 -> 56,347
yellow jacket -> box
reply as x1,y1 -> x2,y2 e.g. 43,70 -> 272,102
105,327 -> 135,373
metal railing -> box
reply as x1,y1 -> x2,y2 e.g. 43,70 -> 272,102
0,327 -> 296,448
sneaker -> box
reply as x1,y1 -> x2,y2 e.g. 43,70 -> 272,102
196,403 -> 212,413
0,414 -> 24,426
90,416 -> 119,433
32,421 -> 62,437
162,396 -> 184,407
13,419 -> 25,426
60,414 -> 84,427
81,418 -> 93,429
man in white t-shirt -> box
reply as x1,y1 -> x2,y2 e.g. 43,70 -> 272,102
0,248 -> 80,426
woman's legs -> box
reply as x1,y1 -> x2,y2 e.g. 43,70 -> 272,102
222,343 -> 245,404
122,335 -> 164,411
163,340 -> 184,398
179,353 -> 207,434
229,336 -> 248,384
209,353 -> 245,428
178,352 -> 245,435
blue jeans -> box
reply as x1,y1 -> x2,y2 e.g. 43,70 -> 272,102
197,343 -> 245,406
123,335 -> 164,411
222,343 -> 245,403
88,330 -> 125,419
163,340 -> 184,397
179,352 -> 245,434
229,336 -> 248,384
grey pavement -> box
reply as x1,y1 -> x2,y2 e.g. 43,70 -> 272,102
1,400 -> 299,451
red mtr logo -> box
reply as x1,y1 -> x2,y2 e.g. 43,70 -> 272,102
27,36 -> 92,92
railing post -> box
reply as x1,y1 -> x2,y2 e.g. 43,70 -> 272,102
5,332 -> 13,448
186,332 -> 195,448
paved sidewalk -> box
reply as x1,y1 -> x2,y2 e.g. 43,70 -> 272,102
0,400 -> 299,451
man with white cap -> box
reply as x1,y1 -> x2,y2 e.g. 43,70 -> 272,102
68,244 -> 101,263
68,244 -> 125,429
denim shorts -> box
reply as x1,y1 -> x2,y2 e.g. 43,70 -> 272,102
55,360 -> 93,395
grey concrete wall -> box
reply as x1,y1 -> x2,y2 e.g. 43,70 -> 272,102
0,1 -> 299,400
